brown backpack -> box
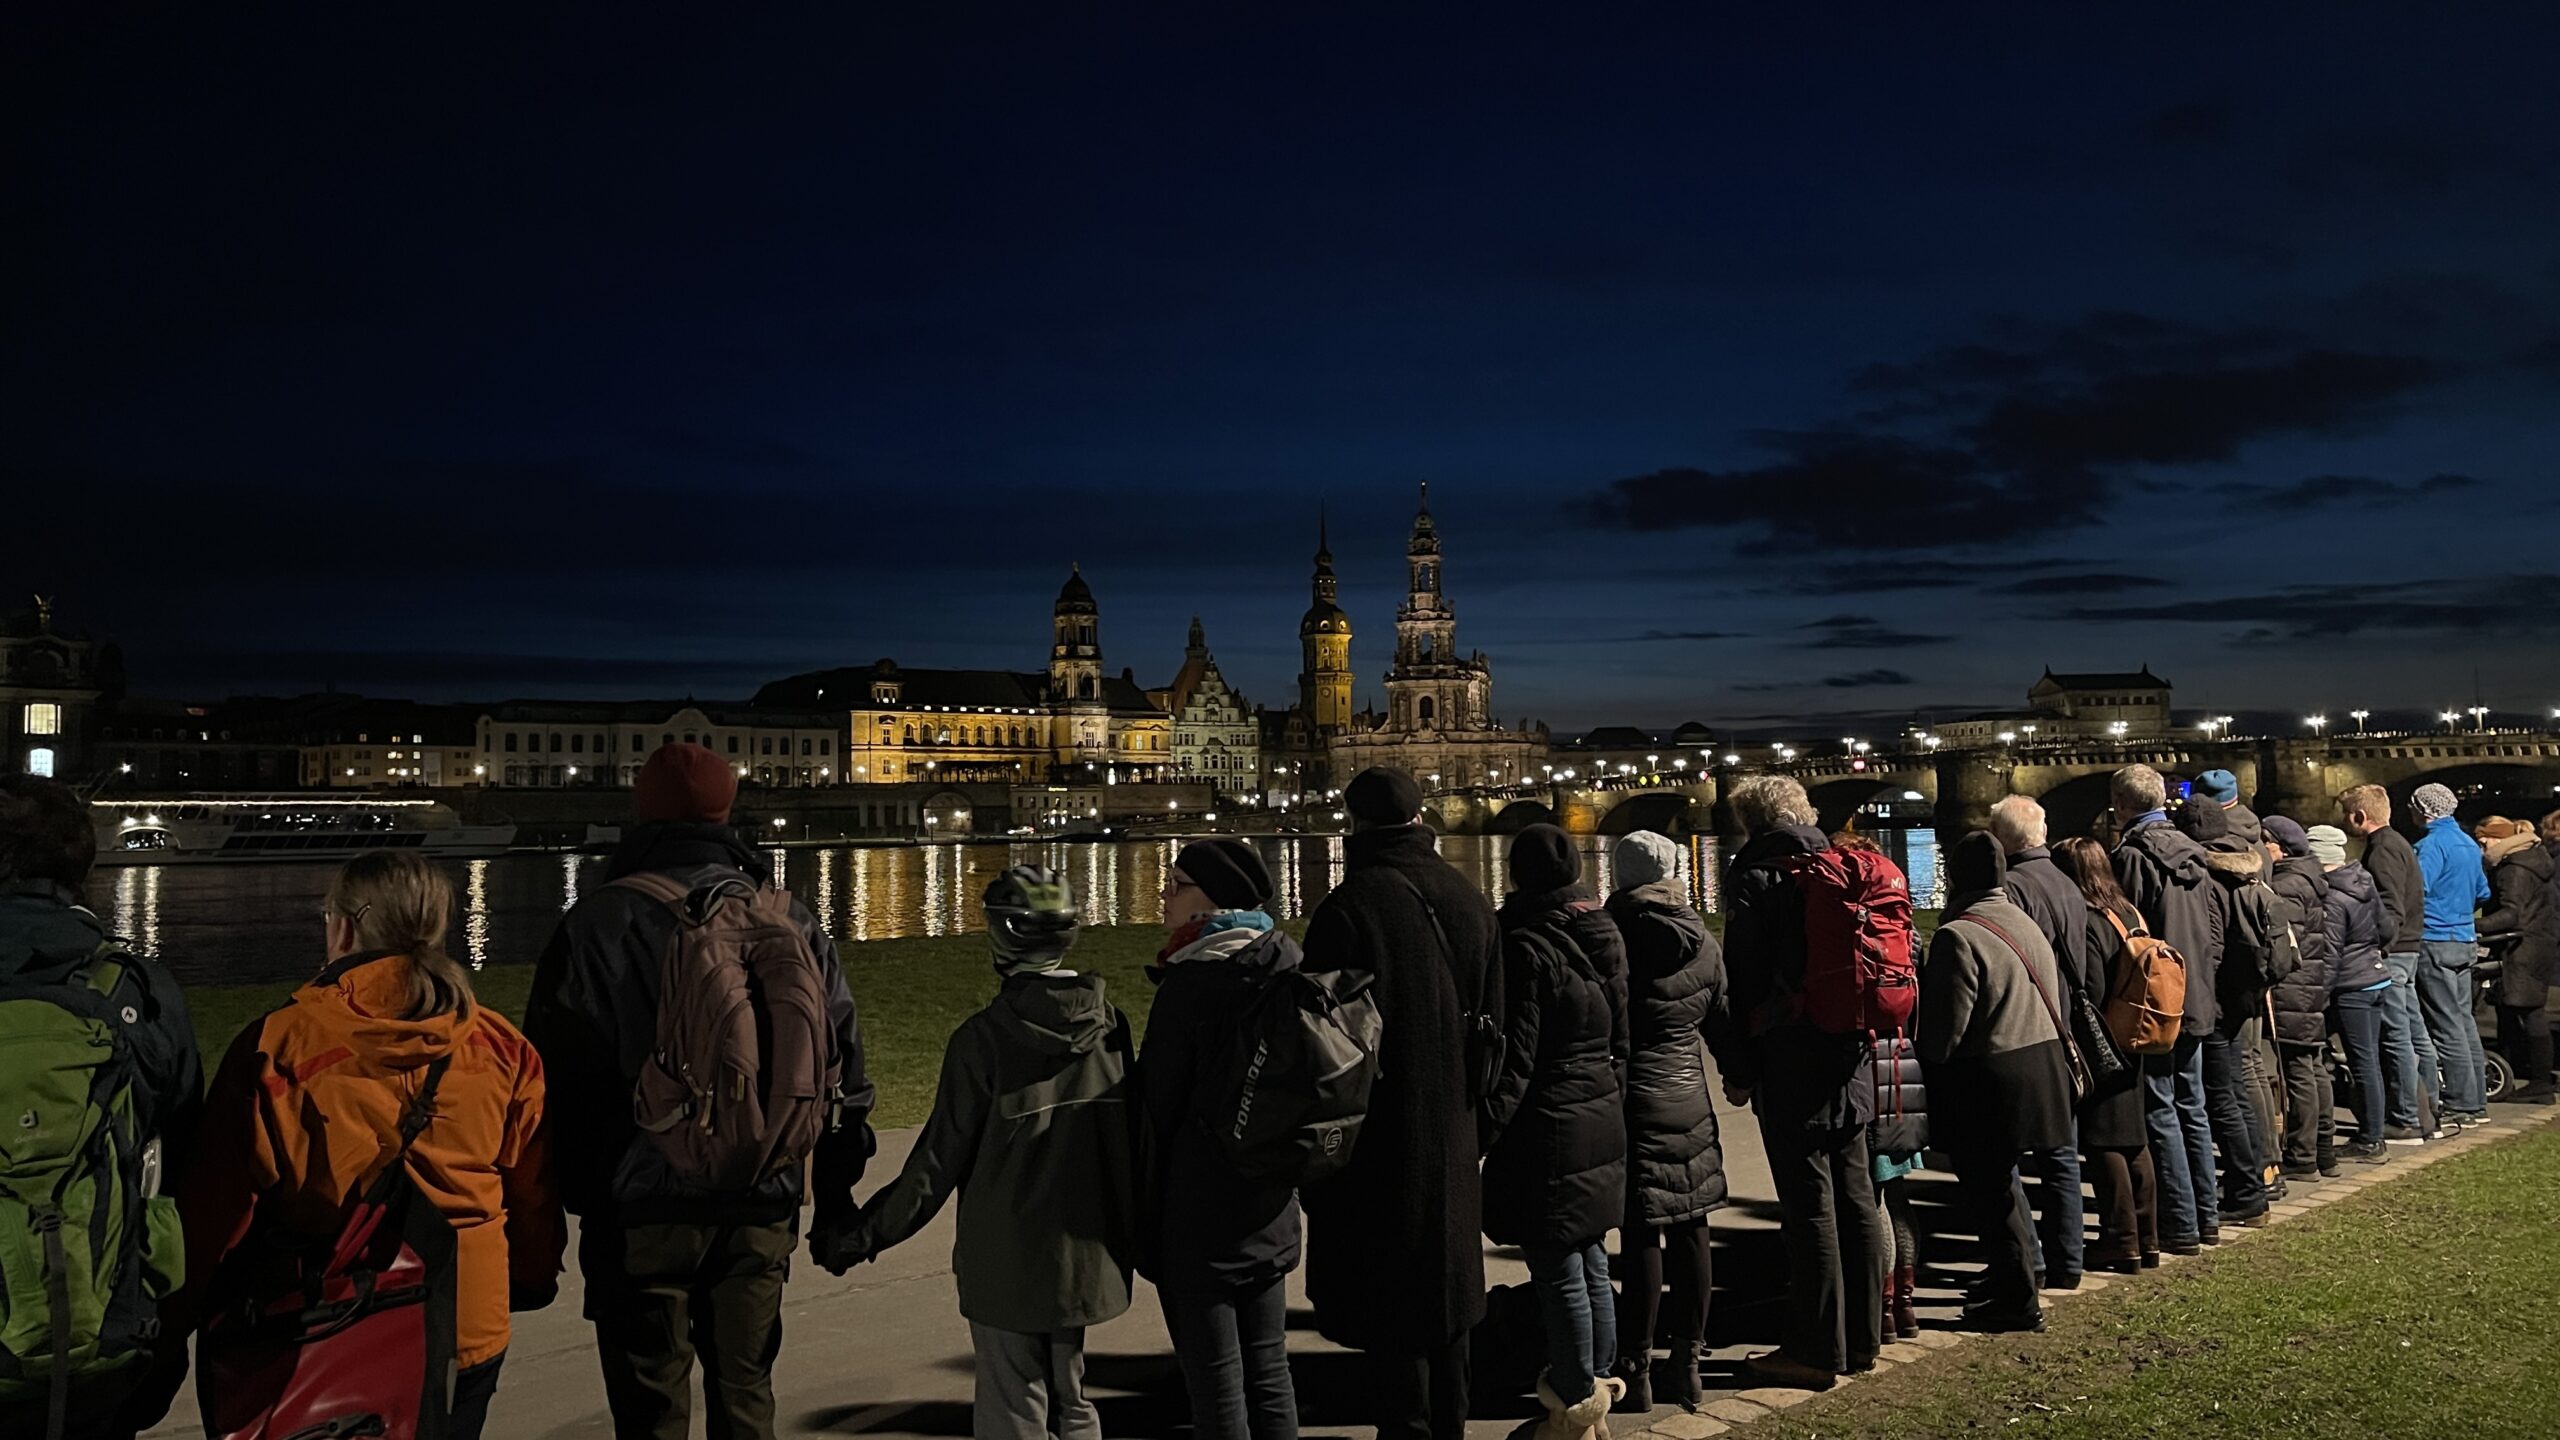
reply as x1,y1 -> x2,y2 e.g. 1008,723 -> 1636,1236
612,871 -> 838,1192
2100,907 -> 2187,1056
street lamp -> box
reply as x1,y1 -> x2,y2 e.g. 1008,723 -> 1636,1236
2107,721 -> 2127,739
2306,715 -> 2327,735
2019,725 -> 2037,741
1998,731 -> 2017,745
2467,705 -> 2490,732
1673,758 -> 1688,772
1722,752 -> 1741,766
2350,709 -> 2371,733
2440,710 -> 2462,733
1920,734 -> 1941,751
1646,753 -> 1659,772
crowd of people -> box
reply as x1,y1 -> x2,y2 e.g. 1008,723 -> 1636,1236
1,749 -> 2555,1440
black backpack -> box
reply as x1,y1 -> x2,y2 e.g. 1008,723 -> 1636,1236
1204,934 -> 1383,1186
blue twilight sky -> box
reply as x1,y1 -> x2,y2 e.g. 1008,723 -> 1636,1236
15,6 -> 2560,733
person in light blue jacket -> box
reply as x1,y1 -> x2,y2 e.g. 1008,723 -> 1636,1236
2410,784 -> 2492,1124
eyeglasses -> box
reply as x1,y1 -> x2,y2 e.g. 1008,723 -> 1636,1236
320,902 -> 372,923
1162,875 -> 1200,896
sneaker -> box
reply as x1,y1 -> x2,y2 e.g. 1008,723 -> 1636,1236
2384,1125 -> 2428,1146
1959,1302 -> 2046,1334
2198,1229 -> 2223,1247
2346,1140 -> 2390,1163
2454,1110 -> 2492,1126
2281,1162 -> 2321,1180
2164,1239 -> 2200,1257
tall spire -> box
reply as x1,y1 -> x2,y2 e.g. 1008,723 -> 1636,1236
1316,503 -> 1331,562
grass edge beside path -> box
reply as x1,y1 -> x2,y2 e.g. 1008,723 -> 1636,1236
1736,1115 -> 2560,1440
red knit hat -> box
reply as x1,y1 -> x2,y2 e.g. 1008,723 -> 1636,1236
633,742 -> 738,825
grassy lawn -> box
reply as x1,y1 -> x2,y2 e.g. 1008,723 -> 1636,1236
1751,1124 -> 2560,1439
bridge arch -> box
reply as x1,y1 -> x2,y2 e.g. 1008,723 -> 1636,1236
2029,771 -> 2122,843
1597,791 -> 1696,837
1805,777 -> 1909,834
921,789 -> 976,836
1487,800 -> 1559,836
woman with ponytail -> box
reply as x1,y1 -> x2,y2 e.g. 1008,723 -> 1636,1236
177,850 -> 563,1439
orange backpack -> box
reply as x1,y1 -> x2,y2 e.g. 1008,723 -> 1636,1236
2100,908 -> 2186,1056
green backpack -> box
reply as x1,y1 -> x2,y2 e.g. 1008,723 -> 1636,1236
0,945 -> 184,1438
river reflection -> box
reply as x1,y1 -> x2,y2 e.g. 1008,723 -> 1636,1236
101,830 -> 1938,990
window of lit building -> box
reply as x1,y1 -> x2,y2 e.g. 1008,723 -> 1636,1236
24,704 -> 61,736
26,748 -> 54,777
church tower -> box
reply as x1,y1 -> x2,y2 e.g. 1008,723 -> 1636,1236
1050,566 -> 1103,704
1384,483 -> 1487,733
1297,512 -> 1355,731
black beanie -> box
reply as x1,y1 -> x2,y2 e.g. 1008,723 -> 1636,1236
2176,796 -> 2230,845
1174,839 -> 1272,911
1345,767 -> 1423,827
1510,823 -> 1581,893
1948,830 -> 2006,897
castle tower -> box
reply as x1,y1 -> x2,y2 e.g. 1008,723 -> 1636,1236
1384,483 -> 1487,733
1297,511 -> 1355,731
1050,566 -> 1104,704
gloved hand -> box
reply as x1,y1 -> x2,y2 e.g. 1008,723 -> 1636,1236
808,1213 -> 875,1275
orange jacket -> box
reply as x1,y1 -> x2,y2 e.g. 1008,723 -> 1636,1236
180,951 -> 563,1367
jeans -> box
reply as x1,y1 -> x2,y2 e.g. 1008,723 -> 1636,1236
580,1216 -> 796,1440
1524,1240 -> 1616,1404
451,1354 -> 505,1440
2018,1128 -> 2084,1281
2141,1034 -> 2215,1244
2278,1041 -> 2334,1168
1954,1148 -> 2040,1314
2418,940 -> 2488,1114
1759,1119 -> 1885,1373
2201,1029 -> 2266,1214
1166,1279 -> 1298,1440
2381,952 -> 2437,1128
2333,987 -> 2387,1141
968,1324 -> 1099,1440
1368,1336 -> 1470,1440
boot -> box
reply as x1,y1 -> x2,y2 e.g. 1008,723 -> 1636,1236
1894,1262 -> 1921,1339
1608,1354 -> 1652,1414
1881,1267 -> 1899,1337
1663,1341 -> 1703,1412
2317,1136 -> 2341,1177
1591,1377 -> 1628,1440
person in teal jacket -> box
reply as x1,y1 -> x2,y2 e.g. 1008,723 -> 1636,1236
814,866 -> 1137,1440
2410,784 -> 2493,1124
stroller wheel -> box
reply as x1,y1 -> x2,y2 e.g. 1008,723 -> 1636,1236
2484,1050 -> 2515,1103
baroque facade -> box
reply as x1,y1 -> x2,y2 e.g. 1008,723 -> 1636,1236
1155,617 -> 1259,793
5,596 -> 116,782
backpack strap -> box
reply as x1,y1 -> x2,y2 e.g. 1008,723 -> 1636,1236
1960,913 -> 2073,1049
362,1055 -> 454,1209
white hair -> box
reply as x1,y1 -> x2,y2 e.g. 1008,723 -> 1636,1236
1729,775 -> 1817,834
2111,763 -> 2167,813
1988,794 -> 2048,853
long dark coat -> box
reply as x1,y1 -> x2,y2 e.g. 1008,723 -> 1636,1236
1481,887 -> 1628,1247
1299,822 -> 1501,1351
1606,881 -> 1729,1226
2481,836 -> 2559,1004
2266,856 -> 2336,1046
2074,899 -> 2149,1149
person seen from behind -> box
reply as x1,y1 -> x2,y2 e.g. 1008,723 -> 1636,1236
2109,764 -> 2220,1256
1988,796 -> 2087,1291
2340,783 -> 2440,1143
523,743 -> 876,1440
1917,833 -> 2075,1334
1296,767 -> 1501,1440
2473,817 -> 2557,1104
180,849 -> 561,1440
2261,817 -> 2337,1179
814,865 -> 1137,1440
2409,783 -> 2492,1126
2307,825 -> 2394,1160
1140,840 -> 1303,1440
1709,776 -> 1884,1390
2052,836 -> 2159,1270
2171,797 -> 2273,1232
1602,830 -> 1726,1414
1834,830 -> 1927,1341
0,776 -> 202,1440
1482,825 -> 1630,1440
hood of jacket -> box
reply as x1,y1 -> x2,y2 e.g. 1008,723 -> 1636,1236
1607,882 -> 1713,995
2325,859 -> 2379,905
2489,832 -> 2547,870
991,970 -> 1118,1057
1730,822 -> 1827,878
2273,854 -> 2329,899
1345,820 -> 1440,872
1154,919 -> 1297,980
289,950 -> 464,1075
607,819 -> 770,882
2203,845 -> 2267,886
0,882 -> 110,982
2122,819 -> 2212,889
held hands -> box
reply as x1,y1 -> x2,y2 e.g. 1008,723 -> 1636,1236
809,1213 -> 876,1275
1721,1077 -> 1755,1109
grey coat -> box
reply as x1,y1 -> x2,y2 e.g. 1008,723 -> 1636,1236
1918,893 -> 2075,1155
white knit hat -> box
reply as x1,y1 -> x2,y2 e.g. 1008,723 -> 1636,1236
1612,830 -> 1682,891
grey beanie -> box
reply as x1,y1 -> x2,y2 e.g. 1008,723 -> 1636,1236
2411,783 -> 2459,824
2305,824 -> 2350,867
1612,831 -> 1681,891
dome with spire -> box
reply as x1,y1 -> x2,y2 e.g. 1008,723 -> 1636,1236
1300,511 -> 1351,635
1054,564 -> 1097,614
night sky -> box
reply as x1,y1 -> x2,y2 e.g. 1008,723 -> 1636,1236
18,8 -> 2560,734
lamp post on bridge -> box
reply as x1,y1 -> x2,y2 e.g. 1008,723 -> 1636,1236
2467,705 -> 2490,733
2350,709 -> 2371,734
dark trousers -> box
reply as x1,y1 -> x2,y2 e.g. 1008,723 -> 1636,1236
1368,1335 -> 1470,1440
2496,1001 -> 2555,1095
1166,1278 -> 1298,1440
451,1354 -> 505,1440
1759,1118 -> 1884,1373
1616,1214 -> 1712,1355
579,1215 -> 797,1440
1953,1146 -> 2039,1315
2084,1145 -> 2156,1264
2016,1127 -> 2084,1282
2334,987 -> 2388,1141
2278,1041 -> 2334,1168
2201,1029 -> 2266,1216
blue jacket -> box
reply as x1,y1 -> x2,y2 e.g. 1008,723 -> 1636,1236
2415,817 -> 2490,941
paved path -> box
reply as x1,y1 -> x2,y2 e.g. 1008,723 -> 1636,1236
142,1098 -> 2560,1439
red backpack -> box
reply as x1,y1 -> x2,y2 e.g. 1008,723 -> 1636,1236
1785,848 -> 1917,1035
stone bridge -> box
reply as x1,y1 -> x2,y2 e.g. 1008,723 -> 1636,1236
1423,732 -> 2560,844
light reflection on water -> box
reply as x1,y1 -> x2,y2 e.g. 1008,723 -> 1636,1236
98,829 -> 1939,990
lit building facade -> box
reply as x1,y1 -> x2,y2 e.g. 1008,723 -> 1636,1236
475,702 -> 842,787
1157,618 -> 1259,794
1930,667 -> 2175,748
4,597 -> 112,782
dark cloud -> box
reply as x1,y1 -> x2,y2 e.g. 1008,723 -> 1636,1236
2065,575 -> 2560,642
1988,573 -> 2172,597
1736,668 -> 1917,694
2142,101 -> 2236,148
2283,129 -> 2557,200
1800,615 -> 1953,649
1962,349 -> 2440,470
1631,629 -> 1745,643
2226,472 -> 2485,514
1760,574 -> 1977,597
1580,440 -> 2103,554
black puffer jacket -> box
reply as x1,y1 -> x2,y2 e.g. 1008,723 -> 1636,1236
1714,824 -> 1873,1133
1482,886 -> 1628,1248
2266,855 -> 2335,1046
1606,881 -> 1728,1226
2480,835 -> 2558,1005
2112,819 -> 2222,1031
1866,1031 -> 1929,1158
2321,861 -> 2392,994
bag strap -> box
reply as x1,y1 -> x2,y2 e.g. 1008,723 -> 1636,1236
1381,869 -> 1488,1014
1961,914 -> 2073,1050
362,1055 -> 454,1209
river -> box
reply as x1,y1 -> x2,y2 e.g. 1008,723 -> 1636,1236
103,830 -> 1941,989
